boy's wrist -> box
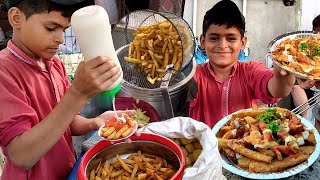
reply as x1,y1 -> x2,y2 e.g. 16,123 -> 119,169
66,86 -> 90,104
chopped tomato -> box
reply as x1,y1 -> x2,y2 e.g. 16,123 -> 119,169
297,52 -> 312,65
104,114 -> 133,131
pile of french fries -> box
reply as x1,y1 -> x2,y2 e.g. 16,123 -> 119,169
100,114 -> 136,140
89,151 -> 177,180
171,138 -> 202,167
216,107 -> 317,173
124,20 -> 183,84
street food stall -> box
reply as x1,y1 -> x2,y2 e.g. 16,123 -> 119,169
1,0 -> 320,180
65,3 -> 320,179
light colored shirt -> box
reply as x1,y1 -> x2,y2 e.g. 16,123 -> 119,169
0,40 -> 75,180
189,61 -> 280,128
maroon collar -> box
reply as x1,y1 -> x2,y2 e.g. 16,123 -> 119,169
6,40 -> 55,72
205,61 -> 239,82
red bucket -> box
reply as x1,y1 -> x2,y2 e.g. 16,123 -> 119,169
78,132 -> 186,180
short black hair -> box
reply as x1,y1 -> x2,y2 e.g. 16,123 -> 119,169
312,14 -> 320,31
202,0 -> 245,37
8,0 -> 94,19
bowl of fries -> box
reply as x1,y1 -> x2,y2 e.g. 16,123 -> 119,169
98,113 -> 138,141
212,107 -> 320,179
78,132 -> 186,180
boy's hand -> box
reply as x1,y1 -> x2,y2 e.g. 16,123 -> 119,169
273,63 -> 296,83
273,63 -> 291,77
296,78 -> 316,89
268,63 -> 296,98
70,56 -> 122,99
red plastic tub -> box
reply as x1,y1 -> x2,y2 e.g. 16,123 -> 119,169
78,132 -> 186,180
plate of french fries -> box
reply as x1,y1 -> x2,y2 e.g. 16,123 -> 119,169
270,31 -> 320,80
212,107 -> 320,179
98,113 -> 138,141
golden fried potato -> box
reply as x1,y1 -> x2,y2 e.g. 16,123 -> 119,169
192,141 -> 202,150
180,138 -> 193,145
193,149 -> 202,161
185,144 -> 195,153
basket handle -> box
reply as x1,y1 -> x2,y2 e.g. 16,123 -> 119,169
160,64 -> 175,119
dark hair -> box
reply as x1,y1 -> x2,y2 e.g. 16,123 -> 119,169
9,0 -> 94,19
202,0 -> 245,37
312,14 -> 320,31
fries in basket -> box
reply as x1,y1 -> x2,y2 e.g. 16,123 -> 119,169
99,114 -> 137,140
124,20 -> 183,84
89,150 -> 177,180
216,107 -> 317,173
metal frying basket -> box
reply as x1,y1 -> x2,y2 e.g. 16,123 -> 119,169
112,10 -> 195,119
112,9 -> 195,89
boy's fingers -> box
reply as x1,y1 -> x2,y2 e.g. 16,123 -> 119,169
85,56 -> 112,68
94,60 -> 118,76
297,78 -> 316,89
315,82 -> 320,89
124,110 -> 136,116
100,68 -> 122,88
280,69 -> 288,76
134,131 -> 141,137
124,138 -> 132,144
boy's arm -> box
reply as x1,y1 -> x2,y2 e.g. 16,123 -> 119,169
70,115 -> 102,136
6,57 -> 121,170
291,85 -> 308,118
267,64 -> 296,98
7,89 -> 88,170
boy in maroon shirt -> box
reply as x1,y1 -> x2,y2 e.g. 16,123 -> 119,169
189,0 -> 296,128
0,0 -> 132,179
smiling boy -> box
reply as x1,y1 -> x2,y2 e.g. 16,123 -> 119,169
189,0 -> 296,128
0,0 -> 129,179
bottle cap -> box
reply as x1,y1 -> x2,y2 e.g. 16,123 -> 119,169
100,84 -> 121,97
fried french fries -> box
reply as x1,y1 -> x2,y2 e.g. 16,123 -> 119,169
216,107 -> 317,173
124,20 -> 184,84
228,141 -> 273,163
88,151 -> 177,180
248,154 -> 309,173
237,156 -> 256,169
99,114 -> 136,140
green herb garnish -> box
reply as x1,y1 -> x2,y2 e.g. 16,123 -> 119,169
256,108 -> 282,124
268,121 -> 282,135
299,42 -> 308,51
276,139 -> 282,144
298,42 -> 320,60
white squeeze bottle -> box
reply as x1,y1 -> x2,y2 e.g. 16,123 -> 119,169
71,5 -> 122,113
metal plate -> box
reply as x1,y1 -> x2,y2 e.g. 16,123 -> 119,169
268,31 -> 320,80
212,108 -> 320,179
272,59 -> 316,80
